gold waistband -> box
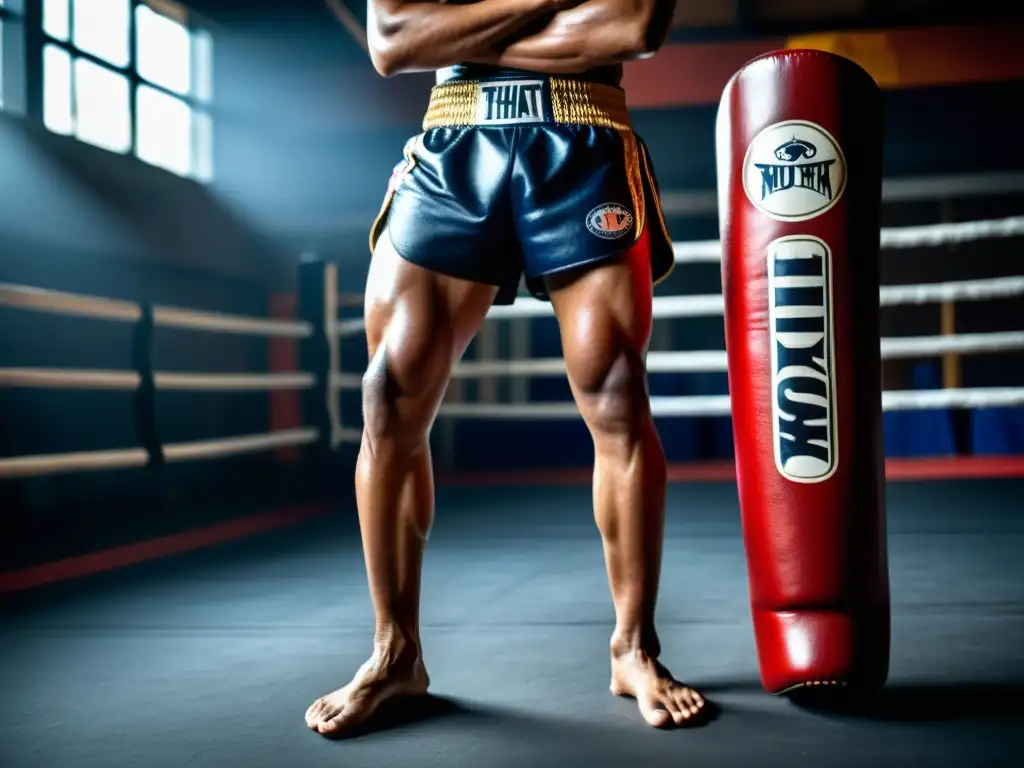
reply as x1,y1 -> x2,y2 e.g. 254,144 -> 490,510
422,77 -> 632,131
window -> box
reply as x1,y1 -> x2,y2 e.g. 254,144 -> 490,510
42,0 -> 213,181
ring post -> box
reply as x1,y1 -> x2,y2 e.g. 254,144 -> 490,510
298,255 -> 340,486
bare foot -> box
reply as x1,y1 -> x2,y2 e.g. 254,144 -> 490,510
610,648 -> 706,728
305,642 -> 429,738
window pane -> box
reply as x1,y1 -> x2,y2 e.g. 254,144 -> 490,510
74,58 -> 130,152
43,0 -> 70,42
43,43 -> 73,135
193,29 -> 213,103
73,0 -> 129,67
136,5 -> 190,95
193,109 -> 213,181
136,85 -> 191,176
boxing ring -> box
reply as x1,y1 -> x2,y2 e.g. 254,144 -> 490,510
2,203 -> 1023,766
2,212 -> 1021,484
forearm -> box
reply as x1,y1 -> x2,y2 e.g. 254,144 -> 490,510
475,0 -> 674,73
368,0 -> 554,76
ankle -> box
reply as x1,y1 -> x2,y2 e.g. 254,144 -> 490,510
373,624 -> 421,661
610,627 -> 661,660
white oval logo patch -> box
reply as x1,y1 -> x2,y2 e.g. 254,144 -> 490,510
768,235 -> 838,484
742,120 -> 847,222
586,203 -> 633,240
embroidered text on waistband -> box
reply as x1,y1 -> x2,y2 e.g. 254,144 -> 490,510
422,78 -> 632,131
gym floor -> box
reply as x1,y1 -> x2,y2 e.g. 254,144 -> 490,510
3,478 -> 1023,767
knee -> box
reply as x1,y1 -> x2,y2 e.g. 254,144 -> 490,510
361,352 -> 401,444
570,345 -> 651,442
361,337 -> 447,450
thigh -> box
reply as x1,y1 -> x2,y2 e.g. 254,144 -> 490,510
364,231 -> 498,402
545,229 -> 654,397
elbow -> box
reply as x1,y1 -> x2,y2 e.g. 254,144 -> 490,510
367,14 -> 409,77
623,6 -> 672,59
369,36 -> 402,77
628,21 -> 666,58
370,49 -> 400,78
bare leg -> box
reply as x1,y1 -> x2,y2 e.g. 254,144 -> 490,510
546,236 -> 705,728
305,234 -> 497,737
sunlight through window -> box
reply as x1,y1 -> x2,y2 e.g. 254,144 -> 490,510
72,0 -> 130,67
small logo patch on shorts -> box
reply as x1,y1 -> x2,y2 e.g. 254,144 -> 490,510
586,204 -> 633,240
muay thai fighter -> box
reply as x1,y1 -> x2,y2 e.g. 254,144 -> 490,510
306,0 -> 706,736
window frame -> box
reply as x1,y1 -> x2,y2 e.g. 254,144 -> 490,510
0,1 -> 13,110
40,0 -> 213,181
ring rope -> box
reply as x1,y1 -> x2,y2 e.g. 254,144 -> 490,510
423,331 -> 1023,380
0,369 -> 317,391
877,276 -> 1024,306
430,387 -> 1024,422
0,428 -> 320,480
671,215 -> 1024,263
335,276 -> 1024,334
879,331 -> 1024,358
0,283 -> 313,338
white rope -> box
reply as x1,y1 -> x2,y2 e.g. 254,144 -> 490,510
452,351 -> 727,379
152,306 -> 312,338
331,372 -> 363,390
0,283 -> 140,322
880,331 -> 1024,358
319,331 -> 1023,387
0,283 -> 312,338
0,369 -> 317,391
672,240 -> 723,262
879,276 -> 1024,306
161,428 -> 319,462
334,318 -> 367,337
404,276 -> 1023,327
442,332 -> 1021,380
334,275 -> 1024,334
434,387 -> 1024,421
878,216 -> 1024,249
881,388 -> 1024,411
155,372 -> 316,391
439,396 -> 732,419
0,369 -> 139,389
0,428 -> 320,479
671,216 -> 1024,264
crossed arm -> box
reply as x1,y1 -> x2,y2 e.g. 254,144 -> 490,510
358,0 -> 676,76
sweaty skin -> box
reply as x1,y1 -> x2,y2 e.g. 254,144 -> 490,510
307,0 -> 706,737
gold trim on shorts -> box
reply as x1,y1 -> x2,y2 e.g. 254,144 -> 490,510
369,135 -> 420,254
638,140 -> 674,287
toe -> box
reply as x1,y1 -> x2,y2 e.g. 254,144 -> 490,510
685,687 -> 705,714
305,699 -> 324,728
319,705 -> 364,737
664,694 -> 689,726
675,688 -> 705,721
639,696 -> 672,728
